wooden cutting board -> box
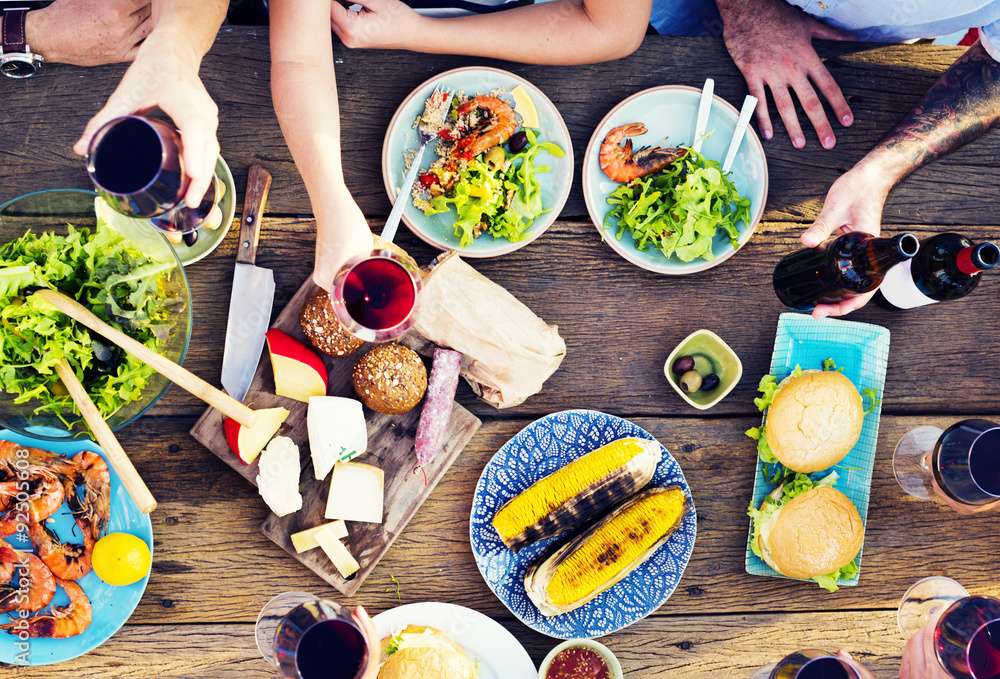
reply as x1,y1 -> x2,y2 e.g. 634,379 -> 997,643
190,278 -> 481,596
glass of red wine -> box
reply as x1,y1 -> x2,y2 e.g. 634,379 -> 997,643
893,420 -> 1000,507
86,115 -> 219,246
331,248 -> 421,343
255,592 -> 370,679
898,578 -> 1000,679
749,649 -> 864,679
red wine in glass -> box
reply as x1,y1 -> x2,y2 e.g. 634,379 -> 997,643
256,593 -> 369,679
935,596 -> 1000,679
332,249 -> 421,343
86,115 -> 217,239
750,649 -> 862,679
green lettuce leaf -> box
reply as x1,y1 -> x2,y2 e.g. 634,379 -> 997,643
812,559 -> 859,593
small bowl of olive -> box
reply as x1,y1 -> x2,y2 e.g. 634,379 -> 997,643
664,329 -> 742,410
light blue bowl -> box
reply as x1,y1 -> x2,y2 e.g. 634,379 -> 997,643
583,85 -> 768,274
381,66 -> 574,257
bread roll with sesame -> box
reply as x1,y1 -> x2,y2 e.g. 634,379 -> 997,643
352,344 -> 427,414
299,291 -> 365,357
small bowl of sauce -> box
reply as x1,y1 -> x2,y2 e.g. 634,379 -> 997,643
538,639 -> 623,679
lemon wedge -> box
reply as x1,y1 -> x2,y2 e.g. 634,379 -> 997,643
510,85 -> 540,129
92,532 -> 152,586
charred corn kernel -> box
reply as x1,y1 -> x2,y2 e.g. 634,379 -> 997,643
492,438 -> 656,545
544,487 -> 686,607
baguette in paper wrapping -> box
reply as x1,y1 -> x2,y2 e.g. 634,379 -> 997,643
409,252 -> 566,408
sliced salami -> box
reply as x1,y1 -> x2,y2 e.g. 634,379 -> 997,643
415,348 -> 463,466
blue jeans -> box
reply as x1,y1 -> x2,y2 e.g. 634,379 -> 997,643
650,0 -> 724,37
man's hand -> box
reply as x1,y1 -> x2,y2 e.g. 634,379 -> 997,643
718,0 -> 853,149
25,0 -> 152,66
330,0 -> 421,50
834,651 -> 875,679
901,609 -> 951,679
351,605 -> 381,679
72,33 -> 219,208
312,198 -> 375,291
930,472 -> 1000,515
798,162 -> 890,318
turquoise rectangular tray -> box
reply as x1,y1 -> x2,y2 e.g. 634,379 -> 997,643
744,313 -> 891,588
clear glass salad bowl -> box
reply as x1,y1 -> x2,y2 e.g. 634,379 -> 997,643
0,189 -> 192,439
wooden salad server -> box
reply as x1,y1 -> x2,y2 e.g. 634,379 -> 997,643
54,359 -> 157,514
34,289 -> 258,428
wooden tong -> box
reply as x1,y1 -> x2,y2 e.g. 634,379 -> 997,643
35,289 -> 257,428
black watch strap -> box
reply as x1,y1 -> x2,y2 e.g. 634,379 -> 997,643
2,9 -> 28,53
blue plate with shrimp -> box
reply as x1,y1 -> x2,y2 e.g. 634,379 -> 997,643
381,66 -> 574,257
0,431 -> 153,666
582,85 -> 768,275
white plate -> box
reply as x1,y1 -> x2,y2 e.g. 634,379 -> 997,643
372,602 -> 536,678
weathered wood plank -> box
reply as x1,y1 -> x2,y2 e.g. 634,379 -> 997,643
2,31 -> 997,226
0,613 -> 909,677
77,417 -> 1000,626
147,217 -> 1000,420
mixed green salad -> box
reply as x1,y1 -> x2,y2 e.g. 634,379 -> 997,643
0,217 -> 179,426
604,149 -> 752,263
419,128 -> 564,248
747,470 -> 859,592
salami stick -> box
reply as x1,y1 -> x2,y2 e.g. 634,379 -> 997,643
415,348 -> 464,466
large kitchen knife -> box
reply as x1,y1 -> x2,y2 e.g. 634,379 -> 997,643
221,165 -> 275,402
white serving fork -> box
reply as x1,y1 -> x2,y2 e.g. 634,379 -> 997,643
380,89 -> 454,243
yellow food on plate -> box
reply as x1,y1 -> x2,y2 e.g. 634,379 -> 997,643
524,486 -> 688,616
492,437 -> 661,551
92,533 -> 152,586
510,85 -> 539,129
378,625 -> 476,679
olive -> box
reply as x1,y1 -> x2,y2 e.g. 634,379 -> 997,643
507,130 -> 529,153
183,230 -> 199,247
701,373 -> 721,392
484,145 -> 506,170
672,355 -> 695,375
679,370 -> 702,393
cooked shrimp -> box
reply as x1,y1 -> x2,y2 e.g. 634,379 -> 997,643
599,122 -> 686,183
0,578 -> 91,638
0,543 -> 56,614
0,441 -> 78,482
65,451 -> 110,540
0,474 -> 66,523
27,518 -> 94,581
450,95 -> 517,161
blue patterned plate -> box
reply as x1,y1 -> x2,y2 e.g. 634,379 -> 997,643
470,409 -> 697,639
0,431 -> 153,666
745,313 -> 891,587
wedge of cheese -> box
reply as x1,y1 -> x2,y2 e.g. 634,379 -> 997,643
325,462 -> 384,523
256,436 -> 303,517
290,520 -> 349,554
315,525 -> 359,578
308,396 -> 368,481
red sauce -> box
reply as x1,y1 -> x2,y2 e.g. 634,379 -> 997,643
545,647 -> 610,679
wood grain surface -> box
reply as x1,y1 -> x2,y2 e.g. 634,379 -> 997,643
191,276 -> 481,596
3,29 -> 1000,678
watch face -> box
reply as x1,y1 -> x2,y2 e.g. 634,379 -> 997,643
1,56 -> 38,78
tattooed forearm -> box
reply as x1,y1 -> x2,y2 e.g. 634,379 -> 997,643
877,41 -> 1000,173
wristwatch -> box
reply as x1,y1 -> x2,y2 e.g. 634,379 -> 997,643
1,8 -> 44,78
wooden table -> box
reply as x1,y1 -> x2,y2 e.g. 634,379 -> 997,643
2,28 -> 1000,678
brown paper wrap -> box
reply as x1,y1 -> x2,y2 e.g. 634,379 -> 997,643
404,252 -> 566,408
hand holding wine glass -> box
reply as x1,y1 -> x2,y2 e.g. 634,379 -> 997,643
901,608 -> 953,679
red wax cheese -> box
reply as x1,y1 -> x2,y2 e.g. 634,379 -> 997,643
224,407 -> 290,464
265,328 -> 329,403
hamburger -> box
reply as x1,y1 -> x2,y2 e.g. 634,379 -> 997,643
748,472 -> 864,592
746,366 -> 865,473
377,625 -> 476,679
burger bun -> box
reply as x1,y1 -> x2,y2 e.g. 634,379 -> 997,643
766,370 -> 864,473
377,625 -> 475,679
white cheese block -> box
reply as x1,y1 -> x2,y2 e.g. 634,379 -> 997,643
325,462 -> 384,523
255,436 -> 303,517
290,520 -> 349,553
315,526 -> 359,578
308,396 -> 368,481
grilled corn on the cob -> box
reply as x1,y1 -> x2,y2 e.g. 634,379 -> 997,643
524,486 -> 688,616
492,437 -> 661,551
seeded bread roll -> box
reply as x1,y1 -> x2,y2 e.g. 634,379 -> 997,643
352,344 -> 427,414
299,291 -> 365,357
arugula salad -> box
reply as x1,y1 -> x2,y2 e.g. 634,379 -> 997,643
604,148 -> 752,263
0,218 -> 180,426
